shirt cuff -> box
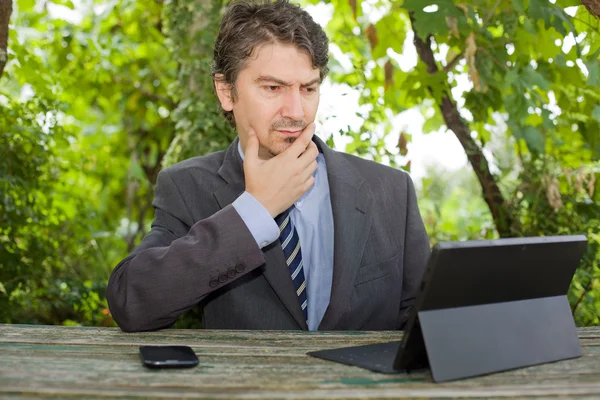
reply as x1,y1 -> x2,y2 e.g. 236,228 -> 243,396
232,191 -> 280,249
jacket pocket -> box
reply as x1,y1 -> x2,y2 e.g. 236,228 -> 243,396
354,253 -> 399,286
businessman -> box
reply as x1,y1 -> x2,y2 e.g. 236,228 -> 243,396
107,0 -> 430,332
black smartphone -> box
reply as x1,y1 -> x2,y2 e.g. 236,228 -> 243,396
139,345 -> 199,369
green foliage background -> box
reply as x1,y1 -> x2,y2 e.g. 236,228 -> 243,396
1,0 -> 599,327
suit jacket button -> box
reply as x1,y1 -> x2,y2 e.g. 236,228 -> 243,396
235,264 -> 244,273
209,279 -> 219,288
218,274 -> 228,283
227,269 -> 236,278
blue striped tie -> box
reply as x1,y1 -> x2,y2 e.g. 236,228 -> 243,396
275,207 -> 308,325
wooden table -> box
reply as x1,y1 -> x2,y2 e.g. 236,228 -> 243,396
2,324 -> 600,399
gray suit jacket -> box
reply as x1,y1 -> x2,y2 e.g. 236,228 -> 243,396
107,137 -> 430,332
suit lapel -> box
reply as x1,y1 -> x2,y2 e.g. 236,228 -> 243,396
213,138 -> 245,210
315,137 -> 373,330
213,138 -> 308,330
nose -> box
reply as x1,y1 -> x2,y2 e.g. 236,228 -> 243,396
281,89 -> 305,122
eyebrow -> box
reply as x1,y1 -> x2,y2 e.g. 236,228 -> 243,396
255,75 -> 321,87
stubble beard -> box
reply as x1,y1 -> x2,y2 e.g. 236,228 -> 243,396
264,134 -> 297,157
265,119 -> 305,156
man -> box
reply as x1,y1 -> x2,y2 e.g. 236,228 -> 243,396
107,0 -> 430,332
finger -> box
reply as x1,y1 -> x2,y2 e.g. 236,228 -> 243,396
301,141 -> 319,158
299,159 -> 318,183
285,123 -> 316,158
302,176 -> 316,192
297,141 -> 319,168
244,128 -> 259,163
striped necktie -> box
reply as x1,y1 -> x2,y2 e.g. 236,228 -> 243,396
275,207 -> 308,325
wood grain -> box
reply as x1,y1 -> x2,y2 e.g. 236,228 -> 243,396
2,324 -> 600,399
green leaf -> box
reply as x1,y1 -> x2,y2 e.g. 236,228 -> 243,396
52,0 -> 76,10
534,26 -> 562,59
548,7 -> 569,36
528,0 -> 551,25
371,13 -> 408,59
505,91 -> 530,123
522,125 -> 545,153
586,56 -> 600,87
513,0 -> 526,14
523,18 -> 537,34
403,0 -> 460,40
520,66 -> 551,90
17,0 -> 36,11
555,0 -> 581,7
592,105 -> 600,124
423,109 -> 445,133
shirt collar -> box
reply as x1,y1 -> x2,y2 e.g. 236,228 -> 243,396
237,137 -> 323,161
237,140 -> 245,161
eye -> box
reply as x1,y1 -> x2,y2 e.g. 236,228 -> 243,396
265,85 -> 280,92
304,86 -> 318,93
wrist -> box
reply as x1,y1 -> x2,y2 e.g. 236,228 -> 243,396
247,191 -> 277,218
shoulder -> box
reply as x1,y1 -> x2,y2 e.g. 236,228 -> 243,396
154,150 -> 231,201
151,150 -> 231,219
156,150 -> 228,188
161,151 -> 227,178
335,151 -> 413,188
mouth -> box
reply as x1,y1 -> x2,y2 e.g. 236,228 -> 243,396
276,129 -> 303,136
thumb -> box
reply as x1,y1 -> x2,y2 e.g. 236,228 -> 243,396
244,128 -> 260,163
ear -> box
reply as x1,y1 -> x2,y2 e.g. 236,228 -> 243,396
214,75 -> 234,112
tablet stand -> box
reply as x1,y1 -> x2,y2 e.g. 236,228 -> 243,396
407,295 -> 581,382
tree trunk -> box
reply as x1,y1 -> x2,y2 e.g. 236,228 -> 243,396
162,0 -> 235,166
411,26 -> 514,237
581,0 -> 600,19
0,0 -> 13,79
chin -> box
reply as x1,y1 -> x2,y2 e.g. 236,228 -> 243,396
267,138 -> 295,156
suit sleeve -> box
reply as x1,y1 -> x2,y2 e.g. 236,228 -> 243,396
106,169 -> 266,332
232,191 -> 280,248
398,174 -> 431,328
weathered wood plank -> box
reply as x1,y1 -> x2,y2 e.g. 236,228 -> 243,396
2,324 -> 600,399
0,325 -> 401,347
4,381 -> 600,399
3,344 -> 600,381
3,324 -> 600,347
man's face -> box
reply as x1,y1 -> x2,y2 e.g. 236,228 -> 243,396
215,43 -> 321,160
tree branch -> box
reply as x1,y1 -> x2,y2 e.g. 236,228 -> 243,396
138,89 -> 176,109
441,0 -> 503,74
483,0 -> 503,27
443,50 -> 464,73
572,277 -> 594,315
0,0 -> 13,79
571,15 -> 600,31
411,15 -> 514,237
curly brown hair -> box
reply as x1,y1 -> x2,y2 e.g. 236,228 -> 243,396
212,0 -> 329,125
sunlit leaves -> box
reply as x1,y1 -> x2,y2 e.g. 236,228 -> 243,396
161,0 -> 235,165
584,48 -> 600,87
403,0 -> 462,40
316,0 -> 600,323
370,12 -> 408,59
0,0 -> 183,325
2,0 -> 600,326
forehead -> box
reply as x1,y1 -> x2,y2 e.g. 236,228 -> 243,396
241,43 -> 320,83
